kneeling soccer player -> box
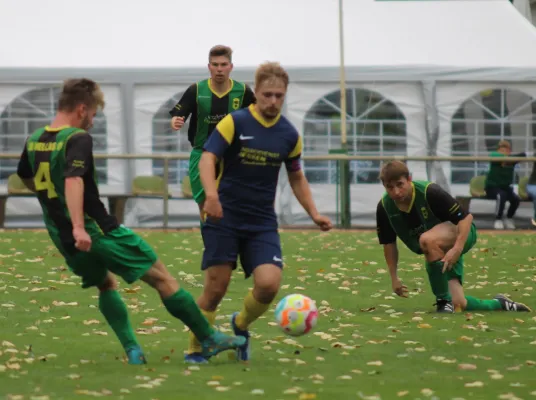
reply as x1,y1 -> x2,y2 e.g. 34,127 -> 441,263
376,160 -> 531,313
16,78 -> 245,365
184,61 -> 332,364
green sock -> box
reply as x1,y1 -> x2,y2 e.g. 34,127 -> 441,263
99,290 -> 139,350
162,288 -> 214,341
425,260 -> 451,301
465,296 -> 502,311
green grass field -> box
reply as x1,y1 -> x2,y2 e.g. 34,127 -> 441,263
1,229 -> 536,400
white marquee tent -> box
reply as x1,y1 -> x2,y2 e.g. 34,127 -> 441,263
1,0 -> 536,228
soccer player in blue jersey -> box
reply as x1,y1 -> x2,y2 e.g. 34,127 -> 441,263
182,62 -> 332,364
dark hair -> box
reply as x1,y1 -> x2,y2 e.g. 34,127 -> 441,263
379,160 -> 410,183
209,45 -> 232,61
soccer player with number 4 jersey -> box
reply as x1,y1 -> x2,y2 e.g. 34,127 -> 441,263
16,78 -> 246,365
376,161 -> 531,314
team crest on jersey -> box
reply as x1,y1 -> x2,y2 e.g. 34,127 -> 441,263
421,207 -> 428,219
232,98 -> 240,110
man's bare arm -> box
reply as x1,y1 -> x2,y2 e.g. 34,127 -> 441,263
65,177 -> 85,229
384,242 -> 399,280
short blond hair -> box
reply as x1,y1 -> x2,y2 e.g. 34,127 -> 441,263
58,78 -> 105,112
255,62 -> 289,89
209,45 -> 232,61
379,160 -> 410,183
498,139 -> 511,150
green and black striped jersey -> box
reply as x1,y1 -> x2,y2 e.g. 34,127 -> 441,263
169,78 -> 255,149
17,126 -> 118,253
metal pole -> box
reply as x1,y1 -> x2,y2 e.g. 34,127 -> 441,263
163,157 -> 169,231
339,0 -> 347,148
338,0 -> 351,228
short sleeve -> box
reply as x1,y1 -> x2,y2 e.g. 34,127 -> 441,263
426,183 -> 469,225
376,201 -> 397,244
64,133 -> 93,177
17,140 -> 33,179
285,135 -> 302,173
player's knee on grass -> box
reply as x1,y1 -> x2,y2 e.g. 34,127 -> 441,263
252,264 -> 282,303
199,264 -> 233,311
140,260 -> 180,298
97,272 -> 118,292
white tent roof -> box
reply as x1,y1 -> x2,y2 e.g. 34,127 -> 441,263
2,0 -> 536,81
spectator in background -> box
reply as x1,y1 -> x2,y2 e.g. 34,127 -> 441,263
484,140 -> 527,230
526,162 -> 536,227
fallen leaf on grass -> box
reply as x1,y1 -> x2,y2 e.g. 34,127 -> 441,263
367,361 -> 383,366
458,364 -> 477,370
215,387 -> 230,392
251,389 -> 264,395
418,324 -> 432,329
83,320 -> 100,325
421,388 -> 434,396
465,381 -> 484,387
397,391 -> 409,397
299,394 -> 317,400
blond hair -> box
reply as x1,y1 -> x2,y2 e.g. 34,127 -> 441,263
58,78 -> 105,112
498,139 -> 511,150
209,45 -> 233,61
255,62 -> 289,89
379,160 -> 410,183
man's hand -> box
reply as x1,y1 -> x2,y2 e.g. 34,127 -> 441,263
203,194 -> 223,221
312,214 -> 332,231
171,116 -> 185,131
392,277 -> 409,298
73,227 -> 92,252
442,246 -> 462,273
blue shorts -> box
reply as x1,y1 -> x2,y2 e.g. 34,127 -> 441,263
201,224 -> 283,278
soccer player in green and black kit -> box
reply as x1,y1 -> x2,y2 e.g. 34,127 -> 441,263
376,161 -> 530,313
169,45 -> 255,216
16,78 -> 245,365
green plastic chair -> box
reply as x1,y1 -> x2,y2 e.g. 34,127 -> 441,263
7,173 -> 33,194
518,176 -> 529,201
132,176 -> 171,198
469,175 -> 486,198
181,176 -> 193,199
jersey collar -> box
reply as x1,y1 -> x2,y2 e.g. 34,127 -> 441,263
208,78 -> 234,98
45,125 -> 71,132
397,182 -> 416,213
248,104 -> 280,128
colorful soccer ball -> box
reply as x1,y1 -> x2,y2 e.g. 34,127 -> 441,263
274,294 -> 318,336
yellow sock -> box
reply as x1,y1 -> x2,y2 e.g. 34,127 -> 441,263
235,291 -> 271,331
188,309 -> 216,354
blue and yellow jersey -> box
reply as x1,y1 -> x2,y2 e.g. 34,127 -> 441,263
203,104 -> 302,231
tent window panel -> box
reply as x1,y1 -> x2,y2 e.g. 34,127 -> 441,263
450,88 -> 536,184
0,120 -> 26,136
0,135 -> 26,153
0,87 -> 108,184
351,160 -> 381,184
304,89 -> 407,184
152,92 -> 191,184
